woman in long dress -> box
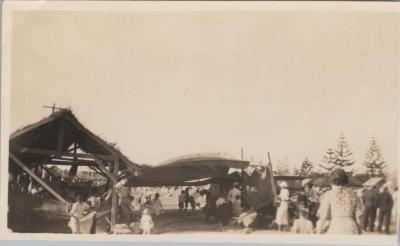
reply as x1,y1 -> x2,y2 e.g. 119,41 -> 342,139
317,168 -> 360,234
275,181 -> 290,231
152,193 -> 163,216
68,195 -> 90,234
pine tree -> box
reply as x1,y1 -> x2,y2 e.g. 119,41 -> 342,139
333,133 -> 355,168
299,158 -> 313,176
319,148 -> 336,172
364,137 -> 386,177
275,158 -> 290,175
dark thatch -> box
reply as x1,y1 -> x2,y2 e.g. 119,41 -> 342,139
9,109 -> 141,173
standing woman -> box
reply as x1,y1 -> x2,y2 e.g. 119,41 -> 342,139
317,168 -> 360,234
275,181 -> 290,231
152,193 -> 163,216
68,195 -> 89,234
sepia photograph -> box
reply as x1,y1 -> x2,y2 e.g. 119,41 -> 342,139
1,1 -> 399,245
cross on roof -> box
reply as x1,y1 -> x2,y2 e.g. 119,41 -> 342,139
43,103 -> 64,113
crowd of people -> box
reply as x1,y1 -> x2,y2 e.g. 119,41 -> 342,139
274,168 -> 398,235
11,165 -> 397,235
64,167 -> 398,235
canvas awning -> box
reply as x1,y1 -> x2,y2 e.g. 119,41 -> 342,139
312,175 -> 364,187
130,154 -> 249,186
362,177 -> 385,187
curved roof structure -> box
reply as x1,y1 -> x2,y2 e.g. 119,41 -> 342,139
131,154 -> 249,186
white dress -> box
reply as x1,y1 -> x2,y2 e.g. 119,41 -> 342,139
228,188 -> 242,216
152,199 -> 162,216
318,186 -> 360,234
140,214 -> 154,231
292,218 -> 313,233
275,188 -> 289,225
68,202 -> 90,233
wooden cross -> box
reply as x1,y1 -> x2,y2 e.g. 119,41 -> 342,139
43,103 -> 63,113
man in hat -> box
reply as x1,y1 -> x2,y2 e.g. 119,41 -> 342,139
228,182 -> 242,216
377,186 -> 393,234
363,185 -> 379,232
305,182 -> 320,228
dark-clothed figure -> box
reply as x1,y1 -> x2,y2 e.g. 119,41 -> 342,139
305,183 -> 319,228
178,190 -> 185,212
184,188 -> 190,211
119,196 -> 132,225
363,186 -> 379,232
201,189 -> 214,219
377,187 -> 393,234
216,194 -> 233,226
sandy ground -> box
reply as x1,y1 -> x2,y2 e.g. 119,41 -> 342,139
148,192 -> 399,235
10,191 -> 398,237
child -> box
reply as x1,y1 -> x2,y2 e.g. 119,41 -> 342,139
178,190 -> 185,212
291,207 -> 313,234
140,208 -> 154,235
237,207 -> 257,234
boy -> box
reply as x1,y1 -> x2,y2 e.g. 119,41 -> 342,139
178,190 -> 185,212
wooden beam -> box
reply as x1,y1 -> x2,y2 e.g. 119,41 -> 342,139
93,157 -> 117,183
111,158 -> 119,231
56,118 -> 65,153
11,146 -> 116,160
45,160 -> 96,166
51,156 -> 94,162
88,166 -> 107,178
10,153 -> 67,203
39,164 -> 62,180
66,144 -> 79,152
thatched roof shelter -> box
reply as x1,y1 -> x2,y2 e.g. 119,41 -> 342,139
10,109 -> 141,174
9,109 -> 141,229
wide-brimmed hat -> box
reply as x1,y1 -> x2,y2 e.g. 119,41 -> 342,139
301,178 -> 312,187
279,181 -> 289,188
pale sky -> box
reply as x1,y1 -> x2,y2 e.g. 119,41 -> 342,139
8,9 -> 400,173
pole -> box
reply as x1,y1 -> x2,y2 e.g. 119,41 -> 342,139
268,152 -> 277,198
241,148 -> 244,160
111,157 -> 119,231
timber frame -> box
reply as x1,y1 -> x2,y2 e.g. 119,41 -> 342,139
9,109 -> 141,230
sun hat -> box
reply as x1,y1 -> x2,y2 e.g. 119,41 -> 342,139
279,181 -> 289,188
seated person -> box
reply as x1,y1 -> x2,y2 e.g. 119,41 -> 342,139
216,194 -> 233,226
291,207 -> 313,234
237,206 -> 258,233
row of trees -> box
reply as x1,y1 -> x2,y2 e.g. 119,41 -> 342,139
274,133 -> 386,177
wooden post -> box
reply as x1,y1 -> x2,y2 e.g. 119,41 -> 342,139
94,157 -> 117,183
69,142 -> 78,177
10,153 -> 67,203
110,158 -> 119,231
56,118 -> 65,153
268,152 -> 277,198
240,168 -> 247,207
